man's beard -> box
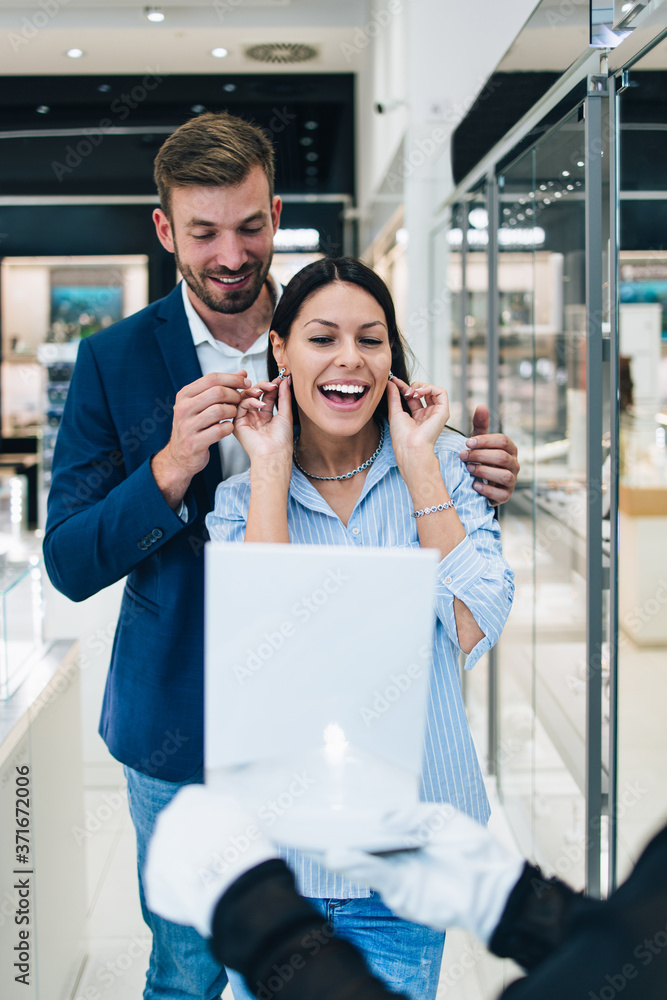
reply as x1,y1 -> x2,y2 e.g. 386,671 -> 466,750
174,244 -> 272,315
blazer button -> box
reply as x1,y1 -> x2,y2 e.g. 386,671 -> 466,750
151,528 -> 163,541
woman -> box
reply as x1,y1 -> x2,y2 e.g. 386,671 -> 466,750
206,257 -> 514,1000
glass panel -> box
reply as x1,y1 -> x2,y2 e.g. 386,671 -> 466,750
616,35 -> 667,885
498,108 -> 590,889
445,203 -> 466,430
465,184 -> 489,431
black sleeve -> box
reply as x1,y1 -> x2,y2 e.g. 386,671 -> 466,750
210,859 -> 406,1000
490,827 -> 667,1000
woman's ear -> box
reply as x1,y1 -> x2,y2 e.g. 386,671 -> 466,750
270,330 -> 287,368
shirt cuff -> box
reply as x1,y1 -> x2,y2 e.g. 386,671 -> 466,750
177,500 -> 189,524
437,534 -> 489,600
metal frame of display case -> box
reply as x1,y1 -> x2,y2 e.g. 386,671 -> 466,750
431,19 -> 667,893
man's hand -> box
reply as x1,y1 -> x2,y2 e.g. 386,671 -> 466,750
151,370 -> 251,509
460,405 -> 520,506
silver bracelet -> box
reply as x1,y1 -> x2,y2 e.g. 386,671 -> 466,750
412,500 -> 455,518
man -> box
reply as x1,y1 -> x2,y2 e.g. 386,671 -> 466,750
44,111 -> 520,1000
146,786 -> 667,1000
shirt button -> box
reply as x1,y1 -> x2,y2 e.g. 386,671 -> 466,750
445,576 -> 452,583
352,527 -> 359,535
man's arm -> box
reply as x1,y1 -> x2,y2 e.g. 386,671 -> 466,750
43,339 -> 247,602
460,405 -> 520,506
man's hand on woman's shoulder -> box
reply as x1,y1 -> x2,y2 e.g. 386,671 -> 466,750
460,405 -> 520,506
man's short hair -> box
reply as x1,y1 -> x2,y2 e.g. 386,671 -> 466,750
153,111 -> 276,218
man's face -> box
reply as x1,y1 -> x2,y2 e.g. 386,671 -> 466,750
153,166 -> 281,315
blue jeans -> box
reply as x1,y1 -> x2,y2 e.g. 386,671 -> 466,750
124,765 -> 229,1000
226,894 -> 445,1000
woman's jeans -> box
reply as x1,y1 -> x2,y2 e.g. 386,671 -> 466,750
124,764 -> 445,1000
226,894 -> 445,1000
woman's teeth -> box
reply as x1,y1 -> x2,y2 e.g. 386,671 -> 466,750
320,384 -> 366,394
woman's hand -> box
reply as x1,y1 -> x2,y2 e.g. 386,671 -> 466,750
387,376 -> 450,479
233,377 -> 294,471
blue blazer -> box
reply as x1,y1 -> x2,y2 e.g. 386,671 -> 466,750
44,284 -> 222,780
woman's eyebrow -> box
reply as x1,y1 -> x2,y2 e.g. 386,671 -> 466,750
304,319 -> 387,329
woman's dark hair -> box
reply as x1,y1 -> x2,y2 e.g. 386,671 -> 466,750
267,257 -> 415,424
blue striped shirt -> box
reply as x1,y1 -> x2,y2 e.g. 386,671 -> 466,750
206,421 -> 514,897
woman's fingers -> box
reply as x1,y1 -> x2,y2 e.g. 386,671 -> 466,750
386,378 -> 405,420
388,376 -> 427,417
237,395 -> 265,415
276,374 -> 293,421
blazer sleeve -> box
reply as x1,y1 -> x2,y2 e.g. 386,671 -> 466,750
43,337 -> 192,602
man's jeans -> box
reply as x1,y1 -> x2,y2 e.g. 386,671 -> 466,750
124,764 -> 229,1000
226,894 -> 445,1000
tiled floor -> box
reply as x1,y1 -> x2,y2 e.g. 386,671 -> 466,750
69,772 -> 521,1000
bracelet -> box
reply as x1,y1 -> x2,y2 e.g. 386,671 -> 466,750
412,500 -> 455,518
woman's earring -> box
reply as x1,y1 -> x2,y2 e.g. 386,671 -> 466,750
278,367 -> 288,380
388,370 -> 395,381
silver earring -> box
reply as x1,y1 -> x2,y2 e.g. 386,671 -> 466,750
278,367 -> 288,380
388,370 -> 395,380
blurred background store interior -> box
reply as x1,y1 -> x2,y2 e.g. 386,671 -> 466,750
1,1 -> 667,997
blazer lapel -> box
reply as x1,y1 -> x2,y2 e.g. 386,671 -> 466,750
154,284 -> 223,510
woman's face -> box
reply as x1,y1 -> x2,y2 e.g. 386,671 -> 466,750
271,281 -> 393,437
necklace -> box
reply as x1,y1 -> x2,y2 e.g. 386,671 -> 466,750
294,424 -> 385,481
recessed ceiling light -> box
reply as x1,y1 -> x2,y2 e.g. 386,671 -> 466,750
98,84 -> 111,93
577,160 -> 584,167
562,170 -> 570,177
211,47 -> 228,58
191,104 -> 206,114
621,3 -> 634,11
144,6 -> 165,22
304,120 -> 318,130
223,83 -> 236,92
66,48 -> 84,58
36,105 -> 50,114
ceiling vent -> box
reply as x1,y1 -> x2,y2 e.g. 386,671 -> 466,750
244,42 -> 318,65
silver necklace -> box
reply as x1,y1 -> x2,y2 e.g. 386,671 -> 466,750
294,424 -> 385,481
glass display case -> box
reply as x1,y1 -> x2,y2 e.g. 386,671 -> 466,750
438,83 -> 614,893
0,558 -> 44,701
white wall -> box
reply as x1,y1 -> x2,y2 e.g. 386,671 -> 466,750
356,0 -> 541,379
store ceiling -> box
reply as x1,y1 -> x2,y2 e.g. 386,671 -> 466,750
0,0 -> 367,75
498,0 -> 589,73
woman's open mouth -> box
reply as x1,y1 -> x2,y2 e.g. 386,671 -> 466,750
318,382 -> 370,409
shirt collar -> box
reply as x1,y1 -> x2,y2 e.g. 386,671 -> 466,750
181,271 -> 282,357
288,419 -> 397,515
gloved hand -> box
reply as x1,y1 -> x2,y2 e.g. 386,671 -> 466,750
144,785 -> 278,937
325,804 -> 524,943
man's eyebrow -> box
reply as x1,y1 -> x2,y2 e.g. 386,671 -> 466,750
304,319 -> 387,330
184,210 -> 268,228
239,211 -> 268,225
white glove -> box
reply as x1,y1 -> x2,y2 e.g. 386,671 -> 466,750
144,785 -> 278,937
324,804 -> 524,943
